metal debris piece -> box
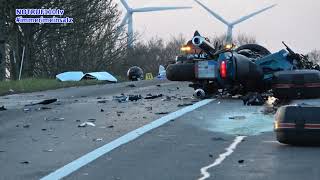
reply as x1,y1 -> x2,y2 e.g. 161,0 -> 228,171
43,149 -> 53,152
38,107 -> 52,111
242,92 -> 265,106
20,161 -> 30,164
229,116 -> 246,120
108,125 -> 114,128
177,103 -> 194,107
87,119 -> 96,122
127,84 -> 136,87
41,128 -> 47,131
45,117 -> 65,121
25,99 -> 58,106
155,112 -> 170,115
128,95 -> 142,101
23,108 -> 31,112
145,94 -> 163,99
145,107 -> 152,111
113,95 -> 128,103
78,122 -> 96,127
0,106 -> 7,111
93,138 -> 103,142
97,100 -> 108,104
100,109 -> 104,112
162,96 -> 172,101
238,160 -> 245,164
156,84 -> 161,87
211,137 -> 227,141
23,124 -> 30,128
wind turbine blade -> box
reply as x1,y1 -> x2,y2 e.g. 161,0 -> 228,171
120,0 -> 130,11
120,13 -> 129,27
194,0 -> 229,26
231,4 -> 277,25
132,6 -> 191,13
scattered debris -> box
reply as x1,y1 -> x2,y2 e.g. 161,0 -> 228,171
113,95 -> 128,103
37,107 -> 52,111
45,117 -> 65,121
93,138 -> 103,142
155,112 -> 170,115
108,125 -> 114,128
76,120 -> 81,122
100,109 -> 105,112
238,160 -> 245,164
43,149 -> 53,152
127,84 -> 136,88
97,100 -> 108,104
145,107 -> 152,111
211,137 -> 227,141
78,122 -> 96,127
145,94 -> 163,100
25,98 -> 58,106
177,103 -> 194,107
37,99 -> 57,105
162,96 -> 172,101
20,161 -> 29,164
23,108 -> 31,112
41,128 -> 47,131
0,106 -> 7,111
242,92 -> 265,106
128,95 -> 142,101
209,154 -> 214,158
23,124 -> 30,128
229,116 -> 246,120
87,119 -> 96,122
156,84 -> 161,87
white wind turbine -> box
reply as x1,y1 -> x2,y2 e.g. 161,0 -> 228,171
194,0 -> 276,44
119,0 -> 192,47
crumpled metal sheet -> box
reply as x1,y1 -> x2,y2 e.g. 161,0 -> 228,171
83,72 -> 118,82
56,71 -> 117,82
56,71 -> 84,81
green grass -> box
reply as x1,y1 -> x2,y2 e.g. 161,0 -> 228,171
0,78 -> 114,96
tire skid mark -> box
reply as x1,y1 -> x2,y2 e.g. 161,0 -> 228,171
198,136 -> 246,180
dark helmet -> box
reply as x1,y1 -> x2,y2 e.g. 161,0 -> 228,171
127,66 -> 144,81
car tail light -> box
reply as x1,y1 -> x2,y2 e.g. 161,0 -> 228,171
220,61 -> 227,79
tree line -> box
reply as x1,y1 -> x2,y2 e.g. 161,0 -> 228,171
0,0 -> 319,80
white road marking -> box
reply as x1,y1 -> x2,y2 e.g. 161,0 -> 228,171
198,136 -> 246,180
40,99 -> 214,180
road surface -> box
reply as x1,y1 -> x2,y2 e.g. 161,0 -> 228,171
1,80 -> 320,180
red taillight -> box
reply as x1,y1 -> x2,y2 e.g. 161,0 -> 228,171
220,61 -> 227,79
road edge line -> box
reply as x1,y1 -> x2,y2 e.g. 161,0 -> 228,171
41,99 -> 214,180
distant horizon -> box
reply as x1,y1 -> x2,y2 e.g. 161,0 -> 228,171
117,0 -> 320,54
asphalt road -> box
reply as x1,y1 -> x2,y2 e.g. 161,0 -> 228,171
1,80 -> 320,180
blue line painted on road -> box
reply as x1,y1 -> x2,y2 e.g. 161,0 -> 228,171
40,99 -> 214,180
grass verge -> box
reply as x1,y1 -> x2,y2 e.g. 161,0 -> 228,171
0,78 -> 113,96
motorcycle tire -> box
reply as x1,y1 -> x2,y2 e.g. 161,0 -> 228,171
166,63 -> 195,81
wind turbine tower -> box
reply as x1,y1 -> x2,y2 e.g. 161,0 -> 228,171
120,0 -> 192,47
194,0 -> 276,44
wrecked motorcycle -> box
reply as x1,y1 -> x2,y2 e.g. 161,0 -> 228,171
166,31 -> 320,99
